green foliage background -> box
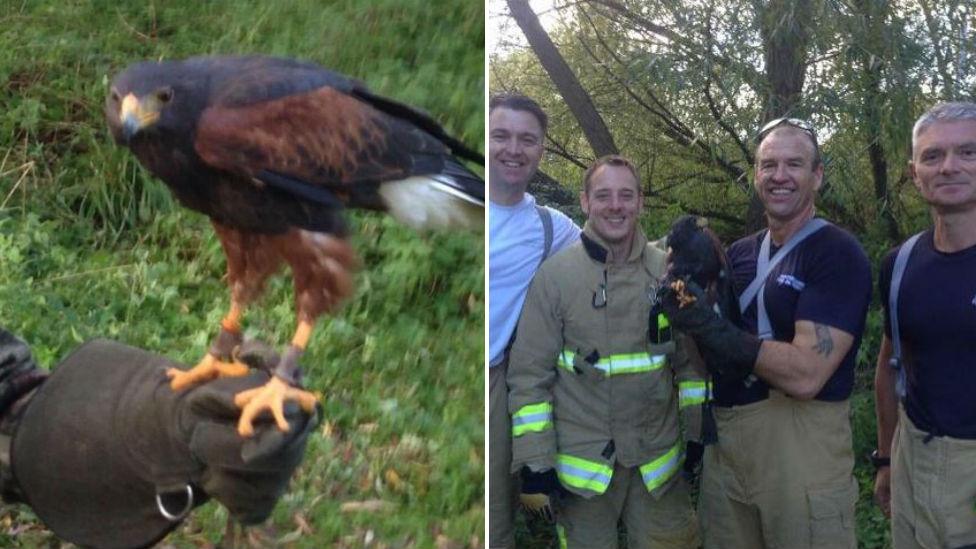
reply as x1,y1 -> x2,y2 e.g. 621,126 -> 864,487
490,1 -> 976,547
0,1 -> 484,547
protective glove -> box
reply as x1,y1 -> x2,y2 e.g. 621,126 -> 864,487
682,441 -> 704,484
519,467 -> 563,523
11,338 -> 317,549
0,329 -> 48,504
658,280 -> 761,382
184,362 -> 317,525
0,329 -> 47,415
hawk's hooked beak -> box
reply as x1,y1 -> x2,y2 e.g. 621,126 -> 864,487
119,93 -> 161,141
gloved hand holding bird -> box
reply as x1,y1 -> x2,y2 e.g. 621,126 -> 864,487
0,330 -> 314,549
655,215 -> 762,385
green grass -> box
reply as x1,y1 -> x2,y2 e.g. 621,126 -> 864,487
0,1 -> 483,547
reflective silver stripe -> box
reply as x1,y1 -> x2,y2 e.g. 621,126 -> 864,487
639,441 -> 682,492
678,381 -> 710,407
512,402 -> 553,437
556,454 -> 614,495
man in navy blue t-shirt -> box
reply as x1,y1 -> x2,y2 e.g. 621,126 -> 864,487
873,102 -> 976,549
664,117 -> 871,548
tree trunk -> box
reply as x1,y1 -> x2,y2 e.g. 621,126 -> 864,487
852,0 -> 901,242
918,0 -> 956,98
507,0 -> 619,158
759,0 -> 812,121
746,0 -> 814,232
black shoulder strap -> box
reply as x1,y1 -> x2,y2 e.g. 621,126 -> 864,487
889,231 -> 924,399
536,205 -> 553,267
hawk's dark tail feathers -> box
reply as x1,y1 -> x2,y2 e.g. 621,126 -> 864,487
439,157 -> 484,205
353,88 -> 484,165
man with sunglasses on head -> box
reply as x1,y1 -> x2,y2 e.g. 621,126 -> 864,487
873,102 -> 976,549
488,93 -> 580,549
507,155 -> 703,548
661,117 -> 872,548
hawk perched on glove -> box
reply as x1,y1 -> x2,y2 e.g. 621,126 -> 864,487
105,55 -> 483,436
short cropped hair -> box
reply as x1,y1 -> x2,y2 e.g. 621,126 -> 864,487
489,93 -> 548,135
583,155 -> 641,194
912,101 -> 976,153
755,117 -> 822,169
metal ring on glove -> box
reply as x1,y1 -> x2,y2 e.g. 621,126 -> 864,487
155,485 -> 194,521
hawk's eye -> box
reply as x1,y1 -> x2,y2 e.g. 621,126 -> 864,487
157,88 -> 173,104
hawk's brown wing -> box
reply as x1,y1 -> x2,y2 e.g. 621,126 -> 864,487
194,86 -> 459,209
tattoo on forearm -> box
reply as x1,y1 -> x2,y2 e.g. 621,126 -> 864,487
812,323 -> 834,357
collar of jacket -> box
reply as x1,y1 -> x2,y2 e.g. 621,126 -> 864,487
581,222 -> 649,265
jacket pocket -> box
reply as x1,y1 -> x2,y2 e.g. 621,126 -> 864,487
568,348 -> 606,384
807,477 -> 856,548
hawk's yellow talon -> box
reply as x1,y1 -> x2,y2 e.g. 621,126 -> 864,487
167,353 -> 250,390
234,376 -> 319,437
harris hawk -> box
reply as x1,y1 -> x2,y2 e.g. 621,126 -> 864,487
662,214 -> 735,317
105,55 -> 483,436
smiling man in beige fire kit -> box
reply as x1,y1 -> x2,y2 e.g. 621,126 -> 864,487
507,154 -> 704,548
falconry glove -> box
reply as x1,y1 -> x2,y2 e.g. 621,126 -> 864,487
0,328 -> 47,504
11,339 -> 317,549
682,441 -> 704,485
0,329 -> 47,415
658,281 -> 761,383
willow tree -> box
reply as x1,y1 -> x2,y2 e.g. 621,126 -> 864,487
491,0 -> 975,243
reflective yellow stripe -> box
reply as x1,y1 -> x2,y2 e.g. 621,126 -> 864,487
678,380 -> 711,408
557,349 -> 666,376
556,523 -> 568,549
512,402 -> 552,437
658,313 -> 670,330
557,350 -> 575,372
556,453 -> 614,495
657,312 -> 672,342
639,441 -> 683,492
604,352 -> 666,375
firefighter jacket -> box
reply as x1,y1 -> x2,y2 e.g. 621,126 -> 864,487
507,223 -> 708,499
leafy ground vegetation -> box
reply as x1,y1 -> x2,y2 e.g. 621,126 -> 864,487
0,1 -> 484,547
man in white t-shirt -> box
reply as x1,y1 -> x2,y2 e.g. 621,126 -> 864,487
488,94 -> 579,548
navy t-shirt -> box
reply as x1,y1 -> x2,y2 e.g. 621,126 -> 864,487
714,224 -> 872,406
879,230 -> 976,439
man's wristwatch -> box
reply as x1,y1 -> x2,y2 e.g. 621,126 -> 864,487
870,449 -> 890,470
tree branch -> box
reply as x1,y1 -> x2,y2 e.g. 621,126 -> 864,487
545,135 -> 590,169
507,0 -> 619,156
704,78 -> 754,165
573,17 -> 749,191
583,0 -> 766,93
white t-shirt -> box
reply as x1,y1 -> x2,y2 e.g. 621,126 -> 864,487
489,193 -> 580,366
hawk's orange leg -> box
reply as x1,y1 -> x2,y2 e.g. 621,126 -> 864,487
167,301 -> 251,389
234,319 -> 319,436
229,229 -> 357,436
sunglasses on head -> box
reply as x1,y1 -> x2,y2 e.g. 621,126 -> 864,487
756,117 -> 818,144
